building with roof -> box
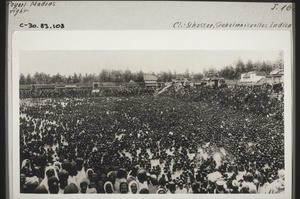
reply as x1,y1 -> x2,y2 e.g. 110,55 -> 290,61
125,80 -> 144,87
225,79 -> 240,86
268,69 -> 284,84
144,74 -> 158,87
203,77 -> 225,87
240,71 -> 266,85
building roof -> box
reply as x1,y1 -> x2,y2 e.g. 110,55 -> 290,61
243,71 -> 266,78
225,80 -> 240,85
270,69 -> 284,75
144,81 -> 157,85
102,82 -> 118,87
144,74 -> 157,81
93,82 -> 120,87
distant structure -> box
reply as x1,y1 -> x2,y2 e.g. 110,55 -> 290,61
240,69 -> 284,86
144,74 -> 158,88
92,82 -> 124,93
127,79 -> 142,87
263,69 -> 284,93
267,69 -> 284,84
203,77 -> 226,87
240,71 -> 266,85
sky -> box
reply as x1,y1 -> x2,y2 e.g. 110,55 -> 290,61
20,50 -> 281,76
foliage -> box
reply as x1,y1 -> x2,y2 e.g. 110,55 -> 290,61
20,52 -> 283,84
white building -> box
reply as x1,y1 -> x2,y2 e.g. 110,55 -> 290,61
240,71 -> 266,85
269,69 -> 284,84
144,74 -> 158,87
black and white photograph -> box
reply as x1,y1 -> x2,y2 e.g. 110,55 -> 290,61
6,1 -> 294,199
18,49 -> 286,195
9,30 -> 292,199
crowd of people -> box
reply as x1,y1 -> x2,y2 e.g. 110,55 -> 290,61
162,84 -> 283,119
19,84 -> 285,194
20,87 -> 156,98
20,89 -> 93,98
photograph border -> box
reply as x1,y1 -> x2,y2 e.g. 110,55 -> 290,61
10,30 -> 293,199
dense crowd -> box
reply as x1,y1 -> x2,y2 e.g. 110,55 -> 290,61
20,89 -> 93,98
162,84 -> 283,119
19,85 -> 285,194
20,87 -> 156,99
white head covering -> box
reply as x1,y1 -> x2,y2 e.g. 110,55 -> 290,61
39,166 -> 59,191
85,168 -> 94,179
53,161 -> 62,170
128,180 -> 139,194
156,187 -> 167,194
104,181 -> 115,193
21,159 -> 32,172
77,176 -> 90,192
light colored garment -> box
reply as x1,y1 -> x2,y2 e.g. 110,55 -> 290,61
137,181 -> 148,193
58,187 -> 64,194
176,187 -> 188,194
247,182 -> 257,193
258,182 -> 271,194
269,179 -> 285,194
147,182 -> 158,194
68,175 -> 78,188
114,178 -> 126,193
76,167 -> 86,183
25,176 -> 39,185
86,187 -> 97,194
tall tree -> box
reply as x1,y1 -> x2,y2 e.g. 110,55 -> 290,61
124,70 -> 133,82
183,69 -> 190,78
160,71 -> 170,82
193,73 -> 204,81
25,74 -> 33,84
204,68 -> 218,78
51,73 -> 64,84
73,73 -> 79,83
19,73 -> 26,85
78,73 -> 83,83
134,70 -> 144,82
235,59 -> 246,78
275,51 -> 284,69
219,66 -> 236,79
245,60 -> 255,72
99,69 -> 110,82
257,61 -> 273,75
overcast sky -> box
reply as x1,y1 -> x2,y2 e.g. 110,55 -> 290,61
20,50 -> 281,76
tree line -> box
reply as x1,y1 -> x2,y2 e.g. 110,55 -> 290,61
217,57 -> 283,80
19,69 -> 197,85
20,53 -> 283,85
